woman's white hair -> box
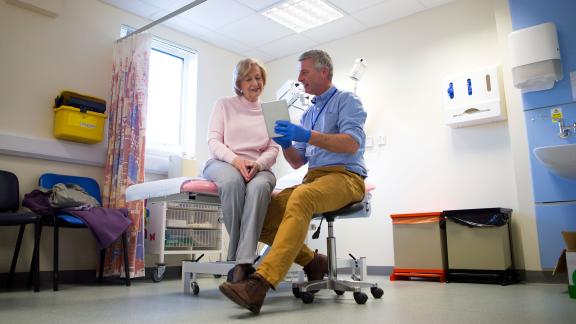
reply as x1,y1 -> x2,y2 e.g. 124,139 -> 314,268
233,58 -> 267,96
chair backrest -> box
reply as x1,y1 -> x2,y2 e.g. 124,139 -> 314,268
39,173 -> 102,204
0,170 -> 20,212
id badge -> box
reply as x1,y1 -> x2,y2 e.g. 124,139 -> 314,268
305,145 -> 314,158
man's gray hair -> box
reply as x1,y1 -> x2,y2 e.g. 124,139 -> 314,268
299,50 -> 333,80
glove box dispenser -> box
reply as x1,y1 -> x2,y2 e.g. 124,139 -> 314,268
443,66 -> 506,128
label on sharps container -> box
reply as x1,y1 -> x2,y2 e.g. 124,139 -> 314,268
551,107 -> 563,123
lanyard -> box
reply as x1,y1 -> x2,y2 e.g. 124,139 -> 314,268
310,88 -> 337,130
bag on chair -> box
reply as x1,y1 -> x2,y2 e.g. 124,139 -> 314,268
49,183 -> 100,209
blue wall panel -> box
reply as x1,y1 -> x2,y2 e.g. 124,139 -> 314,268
535,203 -> 576,269
509,0 -> 576,268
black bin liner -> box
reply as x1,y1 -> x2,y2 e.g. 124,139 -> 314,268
443,208 -> 512,228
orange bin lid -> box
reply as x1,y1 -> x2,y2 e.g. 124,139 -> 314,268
390,212 -> 443,224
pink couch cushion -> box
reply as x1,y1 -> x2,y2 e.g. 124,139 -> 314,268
180,179 -> 218,195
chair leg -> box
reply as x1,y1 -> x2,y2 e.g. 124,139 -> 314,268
122,232 -> 130,286
98,249 -> 105,284
33,221 -> 41,292
53,222 -> 59,291
28,224 -> 43,290
7,225 -> 26,290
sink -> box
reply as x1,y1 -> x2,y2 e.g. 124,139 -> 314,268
533,143 -> 576,180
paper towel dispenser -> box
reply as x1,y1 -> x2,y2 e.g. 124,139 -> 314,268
508,22 -> 563,92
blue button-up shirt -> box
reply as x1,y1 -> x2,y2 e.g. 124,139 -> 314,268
294,86 -> 367,177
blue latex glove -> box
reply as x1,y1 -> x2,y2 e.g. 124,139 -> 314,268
274,120 -> 311,143
273,135 -> 292,149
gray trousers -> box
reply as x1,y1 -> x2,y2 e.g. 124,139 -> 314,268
202,159 -> 276,264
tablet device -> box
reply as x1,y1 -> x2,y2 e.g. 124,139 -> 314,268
261,100 -> 291,138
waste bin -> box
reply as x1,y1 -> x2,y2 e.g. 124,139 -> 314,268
444,208 -> 518,285
390,212 -> 447,282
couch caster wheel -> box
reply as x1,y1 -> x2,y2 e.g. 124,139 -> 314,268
151,267 -> 164,282
191,282 -> 199,295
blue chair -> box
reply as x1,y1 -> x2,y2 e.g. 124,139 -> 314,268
38,173 -> 130,291
0,170 -> 41,292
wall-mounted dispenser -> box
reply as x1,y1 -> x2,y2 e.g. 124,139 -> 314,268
443,66 -> 506,128
508,22 -> 563,92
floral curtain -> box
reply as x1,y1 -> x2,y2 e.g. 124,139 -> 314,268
102,33 -> 151,278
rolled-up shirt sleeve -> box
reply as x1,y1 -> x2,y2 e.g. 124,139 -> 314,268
337,93 -> 366,145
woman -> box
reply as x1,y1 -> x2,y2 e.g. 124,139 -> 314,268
203,58 -> 279,283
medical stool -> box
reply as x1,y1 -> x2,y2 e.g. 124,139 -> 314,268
292,201 -> 384,304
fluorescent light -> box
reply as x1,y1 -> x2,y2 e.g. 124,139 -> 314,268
261,0 -> 344,33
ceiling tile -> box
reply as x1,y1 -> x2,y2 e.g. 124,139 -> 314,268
140,0 -> 188,9
234,0 -> 284,11
197,30 -> 251,54
302,16 -> 366,44
145,0 -> 196,19
102,0 -> 163,19
177,0 -> 255,29
417,0 -> 454,8
102,0 -> 457,62
351,0 -> 425,27
327,0 -> 392,14
255,34 -> 317,58
218,13 -> 293,48
163,16 -> 212,38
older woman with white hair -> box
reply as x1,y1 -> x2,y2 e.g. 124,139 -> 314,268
202,58 -> 279,283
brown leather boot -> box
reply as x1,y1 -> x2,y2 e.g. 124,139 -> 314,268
219,273 -> 271,314
226,264 -> 255,283
303,252 -> 328,282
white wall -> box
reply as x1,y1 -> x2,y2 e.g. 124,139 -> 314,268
0,0 -> 242,271
265,0 -> 540,271
0,0 -> 541,274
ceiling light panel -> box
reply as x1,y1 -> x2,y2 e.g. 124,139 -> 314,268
261,0 -> 344,33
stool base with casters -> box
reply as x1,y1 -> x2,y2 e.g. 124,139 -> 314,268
292,201 -> 384,304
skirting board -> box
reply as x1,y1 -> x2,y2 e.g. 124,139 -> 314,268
1,267 -> 567,289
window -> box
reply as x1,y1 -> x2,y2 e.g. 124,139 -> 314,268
120,26 -> 198,174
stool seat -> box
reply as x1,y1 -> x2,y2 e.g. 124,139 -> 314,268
313,201 -> 366,221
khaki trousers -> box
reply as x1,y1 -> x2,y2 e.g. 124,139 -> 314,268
256,166 -> 365,287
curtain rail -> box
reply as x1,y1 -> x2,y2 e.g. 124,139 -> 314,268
115,0 -> 209,43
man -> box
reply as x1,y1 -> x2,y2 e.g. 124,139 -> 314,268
219,50 -> 367,314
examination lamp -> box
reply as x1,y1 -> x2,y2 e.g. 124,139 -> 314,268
349,58 -> 367,93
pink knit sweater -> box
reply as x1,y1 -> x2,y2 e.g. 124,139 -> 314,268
207,96 -> 279,170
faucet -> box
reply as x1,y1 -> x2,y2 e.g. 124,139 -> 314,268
557,118 -> 573,138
